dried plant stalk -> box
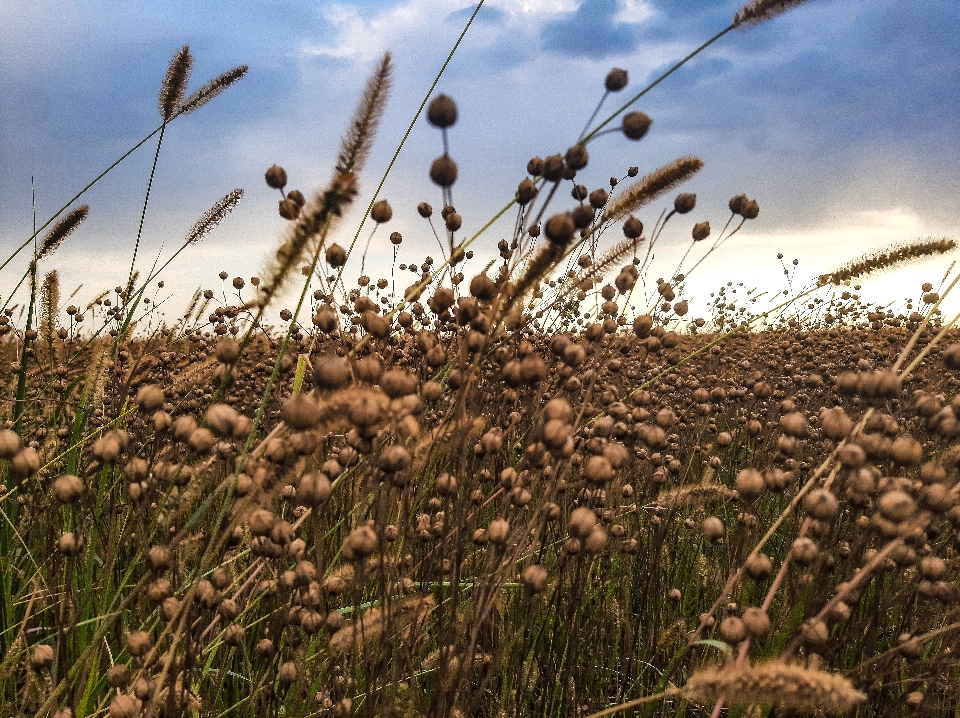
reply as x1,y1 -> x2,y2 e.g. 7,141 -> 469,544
604,157 -> 703,220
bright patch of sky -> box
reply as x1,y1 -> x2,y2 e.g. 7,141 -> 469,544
1,0 -> 958,327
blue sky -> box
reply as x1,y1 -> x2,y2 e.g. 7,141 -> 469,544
1,0 -> 958,326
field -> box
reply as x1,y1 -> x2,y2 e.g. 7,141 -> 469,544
2,1 -> 960,716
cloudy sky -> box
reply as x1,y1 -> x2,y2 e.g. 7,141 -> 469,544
1,0 -> 958,326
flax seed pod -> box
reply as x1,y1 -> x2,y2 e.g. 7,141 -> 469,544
622,112 -> 652,140
605,68 -> 628,92
569,507 -> 597,538
673,193 -> 696,214
430,155 -> 458,187
488,518 -> 510,545
745,553 -> 772,580
805,489 -> 839,522
265,165 -> 287,189
719,616 -> 746,644
298,472 -> 332,507
702,516 -> 725,542
136,384 -> 165,411
342,525 -> 377,561
742,607 -> 771,638
126,630 -> 152,658
371,200 -> 393,224
427,94 -> 457,128
108,695 -> 139,718
53,474 -> 84,504
622,215 -> 643,239
313,354 -> 352,390
522,564 -> 548,593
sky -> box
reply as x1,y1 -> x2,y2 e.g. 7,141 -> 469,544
1,0 -> 959,329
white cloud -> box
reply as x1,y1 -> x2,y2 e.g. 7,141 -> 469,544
614,0 -> 655,25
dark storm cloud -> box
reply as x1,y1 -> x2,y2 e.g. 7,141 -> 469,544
542,0 -> 639,58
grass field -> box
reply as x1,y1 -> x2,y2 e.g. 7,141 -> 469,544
2,1 -> 959,716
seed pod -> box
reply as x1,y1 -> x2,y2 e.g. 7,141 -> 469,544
569,507 -> 597,538
370,200 -> 393,224
427,94 -> 457,128
470,274 -> 496,301
30,644 -> 54,670
544,213 -> 575,245
126,630 -> 152,658
135,384 -> 165,411
516,178 -> 538,205
623,215 -> 643,239
147,546 -> 171,572
622,111 -> 652,140
745,553 -> 772,580
878,490 -> 915,523
265,165 -> 287,189
298,472 -> 332,507
109,695 -> 139,718
379,445 -> 411,473
249,509 -> 275,536
720,616 -> 746,644
214,338 -> 240,363
584,527 -> 608,553
605,67 -> 628,92
53,474 -> 84,503
278,661 -> 298,685
541,154 -> 565,182
58,532 -> 83,556
430,155 -> 458,187
742,607 -> 771,638
278,198 -> 300,220
522,564 -> 548,593
381,369 -> 419,397
820,407 -> 853,440
281,394 -> 321,430
891,436 -> 923,465
702,516 -> 725,542
325,243 -> 347,268
0,429 -> 21,459
673,193 -> 696,214
589,188 -> 609,209
791,537 -> 818,566
565,145 -> 589,171
313,354 -> 352,390
342,525 -> 377,561
692,221 -> 710,241
106,664 -> 131,689
488,518 -> 510,545
583,455 -> 614,484
780,412 -> 810,437
188,427 -> 216,453
805,489 -> 839,522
